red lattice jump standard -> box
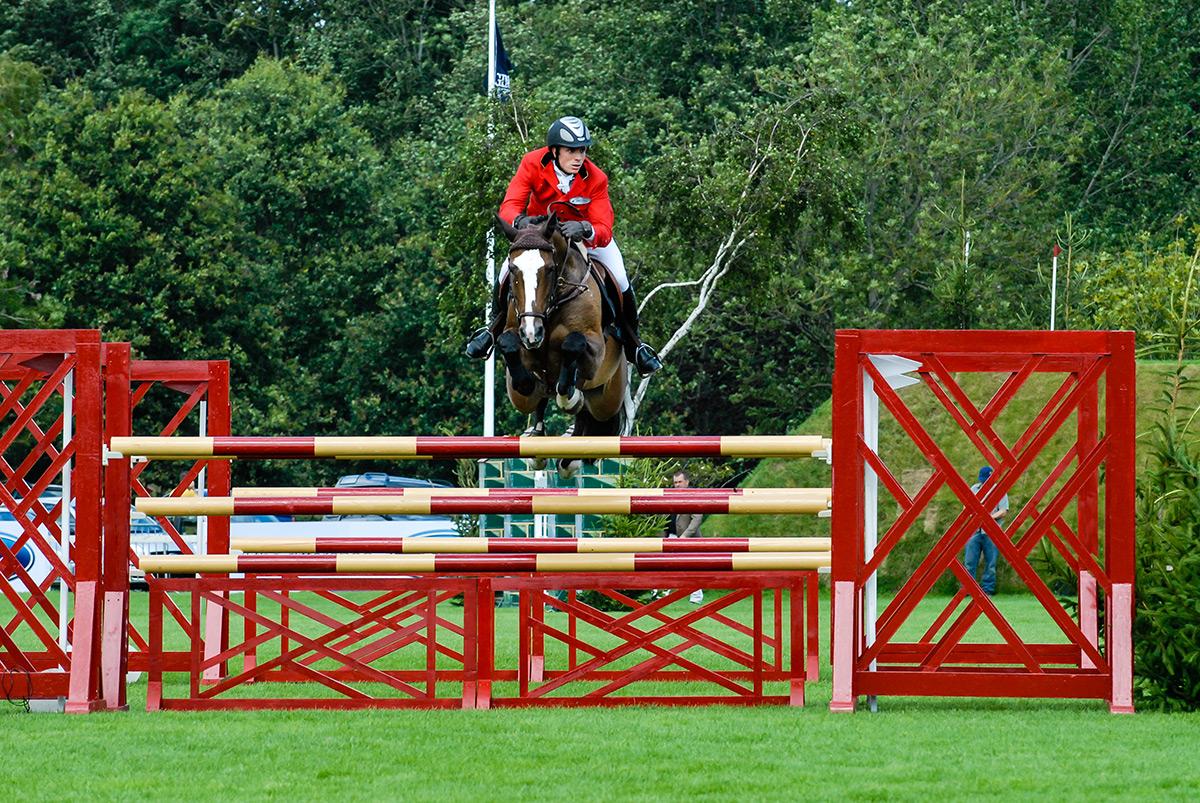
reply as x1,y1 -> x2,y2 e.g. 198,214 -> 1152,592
0,330 -> 104,712
829,330 -> 1135,714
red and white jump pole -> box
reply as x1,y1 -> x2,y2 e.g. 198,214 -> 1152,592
231,535 -> 831,554
140,551 -> 831,575
109,434 -> 832,460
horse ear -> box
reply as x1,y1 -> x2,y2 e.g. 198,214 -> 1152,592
550,228 -> 569,257
541,214 -> 558,240
495,213 -> 518,243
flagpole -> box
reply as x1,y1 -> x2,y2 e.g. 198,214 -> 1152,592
483,0 -> 497,439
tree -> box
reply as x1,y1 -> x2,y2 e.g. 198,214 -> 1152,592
0,84 -> 257,351
807,0 -> 1077,329
622,90 -> 858,430
1080,225 -> 1200,359
1056,0 -> 1200,237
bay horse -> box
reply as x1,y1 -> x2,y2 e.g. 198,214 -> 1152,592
494,213 -> 627,474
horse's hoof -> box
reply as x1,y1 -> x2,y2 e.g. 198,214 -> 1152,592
531,457 -> 548,470
557,458 -> 581,480
555,388 -> 583,414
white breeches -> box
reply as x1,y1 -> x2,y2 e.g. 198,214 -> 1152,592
500,238 -> 630,292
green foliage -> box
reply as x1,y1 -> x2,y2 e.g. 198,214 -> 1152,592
1058,0 -> 1200,237
808,0 -> 1075,329
1081,226 -> 1200,359
0,83 -> 256,349
0,0 -> 116,84
1134,372 -> 1200,710
0,54 -> 44,159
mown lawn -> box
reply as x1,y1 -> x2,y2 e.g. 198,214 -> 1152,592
3,590 -> 1198,801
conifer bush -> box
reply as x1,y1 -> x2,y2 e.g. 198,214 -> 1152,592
1133,411 -> 1200,711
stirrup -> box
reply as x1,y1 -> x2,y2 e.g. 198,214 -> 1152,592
634,344 -> 662,377
464,327 -> 495,360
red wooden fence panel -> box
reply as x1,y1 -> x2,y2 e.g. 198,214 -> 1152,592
829,330 -> 1135,713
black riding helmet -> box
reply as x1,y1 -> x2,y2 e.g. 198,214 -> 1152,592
546,116 -> 592,149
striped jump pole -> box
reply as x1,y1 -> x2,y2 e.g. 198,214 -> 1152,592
139,551 -> 833,575
108,434 -> 832,460
231,536 -> 833,554
136,493 -> 832,516
229,486 -> 826,498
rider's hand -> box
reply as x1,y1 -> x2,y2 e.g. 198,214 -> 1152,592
558,220 -> 593,241
513,214 -> 547,229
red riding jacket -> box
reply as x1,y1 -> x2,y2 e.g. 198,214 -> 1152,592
498,147 -> 615,248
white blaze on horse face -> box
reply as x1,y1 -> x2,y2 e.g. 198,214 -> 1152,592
513,249 -> 544,345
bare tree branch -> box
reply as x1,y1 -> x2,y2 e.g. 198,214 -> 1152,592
622,228 -> 748,432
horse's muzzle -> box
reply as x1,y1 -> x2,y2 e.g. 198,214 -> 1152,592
519,313 -> 545,349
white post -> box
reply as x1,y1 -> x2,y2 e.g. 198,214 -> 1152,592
533,469 -> 548,539
1050,243 -> 1060,331
482,0 -> 498,441
198,400 -> 208,556
862,371 -> 879,713
60,366 -> 73,651
862,355 -> 922,713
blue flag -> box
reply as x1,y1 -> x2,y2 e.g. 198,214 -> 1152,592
491,18 -> 514,101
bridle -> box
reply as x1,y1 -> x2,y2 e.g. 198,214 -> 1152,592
510,238 -> 589,329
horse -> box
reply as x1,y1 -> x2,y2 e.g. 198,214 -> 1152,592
494,213 -> 627,475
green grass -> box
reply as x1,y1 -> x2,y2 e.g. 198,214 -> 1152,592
3,590 -> 1198,801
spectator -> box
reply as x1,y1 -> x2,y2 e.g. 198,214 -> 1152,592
667,469 -> 705,604
962,466 -> 1008,596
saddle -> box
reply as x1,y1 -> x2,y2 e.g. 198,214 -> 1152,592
575,242 -> 623,340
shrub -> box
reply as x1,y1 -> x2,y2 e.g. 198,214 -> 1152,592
1133,401 -> 1200,711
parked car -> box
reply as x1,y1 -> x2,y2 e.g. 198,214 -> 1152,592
0,509 -> 51,590
323,473 -> 455,525
228,473 -> 460,542
230,514 -> 291,524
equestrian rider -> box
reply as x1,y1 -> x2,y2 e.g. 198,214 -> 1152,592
464,116 -> 662,376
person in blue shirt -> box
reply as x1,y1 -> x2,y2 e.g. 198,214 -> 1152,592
963,465 -> 1008,595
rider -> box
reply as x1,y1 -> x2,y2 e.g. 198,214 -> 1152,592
464,115 -> 662,376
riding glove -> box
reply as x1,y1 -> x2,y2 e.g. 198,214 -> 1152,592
513,213 -> 547,229
558,220 -> 593,241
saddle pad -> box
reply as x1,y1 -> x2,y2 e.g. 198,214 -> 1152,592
587,257 -> 621,335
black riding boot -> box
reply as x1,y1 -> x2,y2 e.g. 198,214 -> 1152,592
619,288 -> 662,376
465,280 -> 508,359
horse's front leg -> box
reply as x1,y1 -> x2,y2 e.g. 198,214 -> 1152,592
555,332 -> 586,414
524,398 -> 548,437
498,330 -> 538,397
